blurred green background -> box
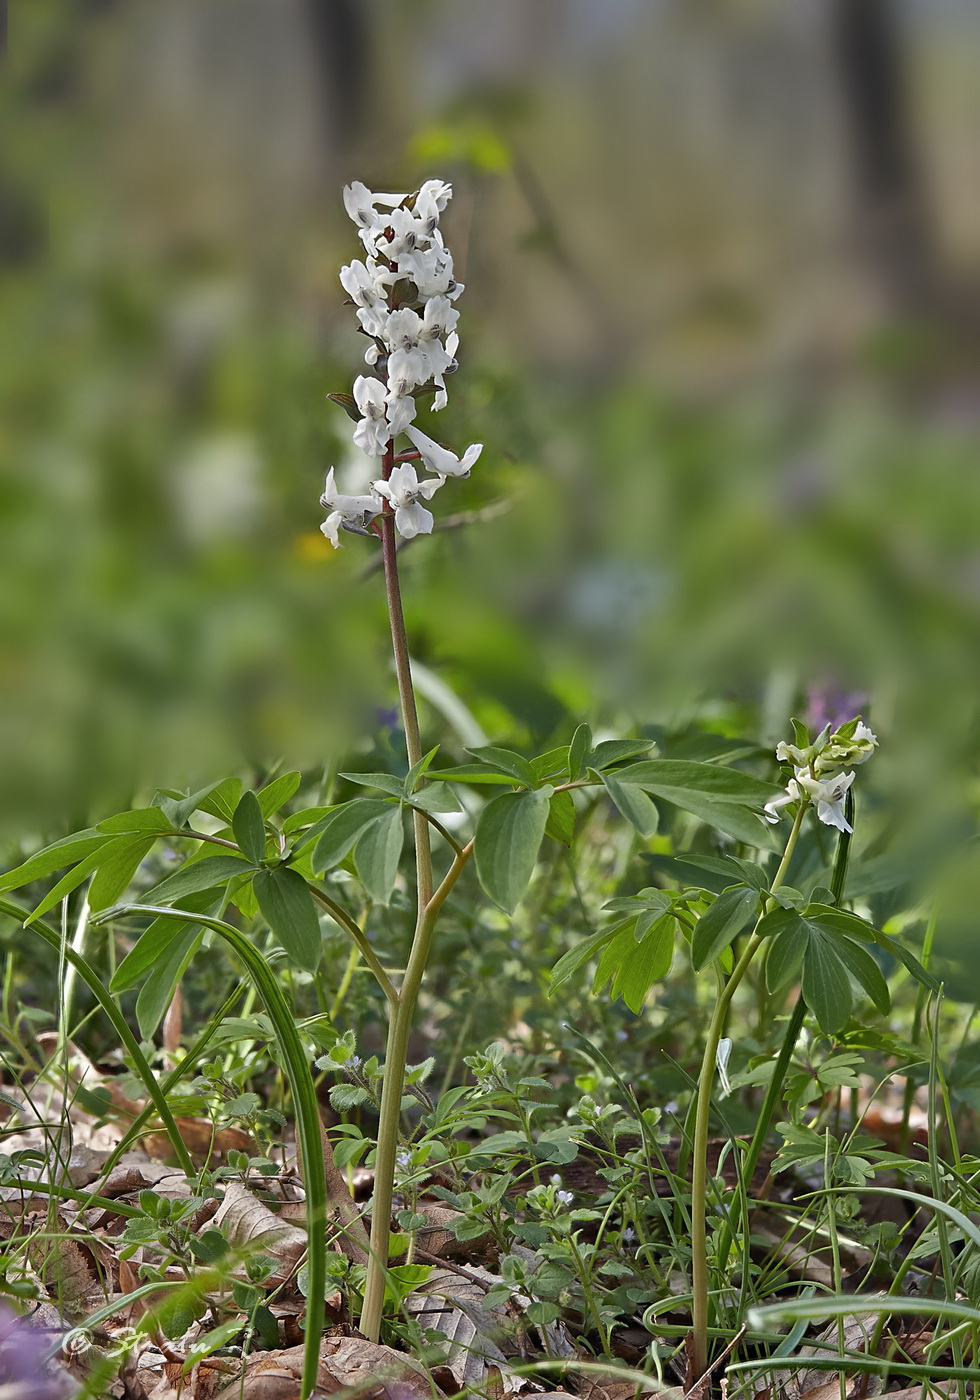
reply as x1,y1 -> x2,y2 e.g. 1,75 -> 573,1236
2,0 -> 979,839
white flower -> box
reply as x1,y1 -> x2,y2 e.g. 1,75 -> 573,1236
405,425 -> 482,479
815,719 -> 878,774
339,259 -> 387,308
797,770 -> 855,832
319,468 -> 382,548
764,769 -> 856,833
342,181 -> 406,254
385,387 -> 417,436
764,782 -> 802,825
399,245 -> 459,300
373,463 -> 444,539
414,178 -> 453,232
352,375 -> 390,456
419,294 -> 459,345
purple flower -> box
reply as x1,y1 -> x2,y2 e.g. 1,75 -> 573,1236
0,1305 -> 73,1398
805,683 -> 869,735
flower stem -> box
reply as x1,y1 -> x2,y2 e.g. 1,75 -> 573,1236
358,447 -> 464,1342
688,802 -> 807,1381
359,840 -> 473,1342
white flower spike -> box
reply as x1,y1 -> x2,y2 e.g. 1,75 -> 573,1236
325,178 -> 481,545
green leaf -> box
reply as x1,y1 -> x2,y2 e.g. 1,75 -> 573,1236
111,892 -> 219,992
691,886 -> 758,970
545,790 -> 576,846
326,390 -> 359,421
281,806 -> 331,837
429,765 -> 516,785
135,924 -> 202,1039
155,779 -> 236,829
833,937 -> 890,1015
601,773 -> 659,838
802,930 -> 854,1034
27,835 -> 139,922
0,829 -> 110,894
465,746 -> 538,787
88,835 -> 158,912
254,867 -> 321,972
196,778 -> 244,826
611,759 -> 782,848
406,746 -> 440,792
406,782 -> 461,815
257,771 -> 301,818
568,723 -> 591,781
789,717 -> 811,750
475,786 -> 553,913
766,925 -> 809,995
353,808 -> 404,904
310,799 -> 395,872
549,926 -> 618,996
97,808 -> 174,835
590,738 -> 655,769
678,853 -> 770,892
232,792 -> 267,866
340,771 -> 407,799
146,853 -> 256,905
875,931 -> 940,993
530,747 -> 572,783
594,916 -> 675,1013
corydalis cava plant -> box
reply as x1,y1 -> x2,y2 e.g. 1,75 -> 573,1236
322,179 -> 483,546
764,718 -> 878,834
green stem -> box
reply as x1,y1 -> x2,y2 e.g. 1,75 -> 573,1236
689,802 -> 807,1381
359,838 -> 474,1342
330,944 -> 362,1021
357,444 -> 449,1343
734,792 -> 855,1209
307,884 -> 396,1006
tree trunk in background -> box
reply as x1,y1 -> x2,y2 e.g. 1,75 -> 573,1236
828,0 -> 938,318
303,0 -> 369,147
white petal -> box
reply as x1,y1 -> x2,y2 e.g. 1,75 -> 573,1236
320,511 -> 343,548
394,502 -> 434,538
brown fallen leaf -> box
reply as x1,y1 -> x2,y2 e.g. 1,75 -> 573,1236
209,1183 -> 307,1286
212,1336 -> 432,1399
